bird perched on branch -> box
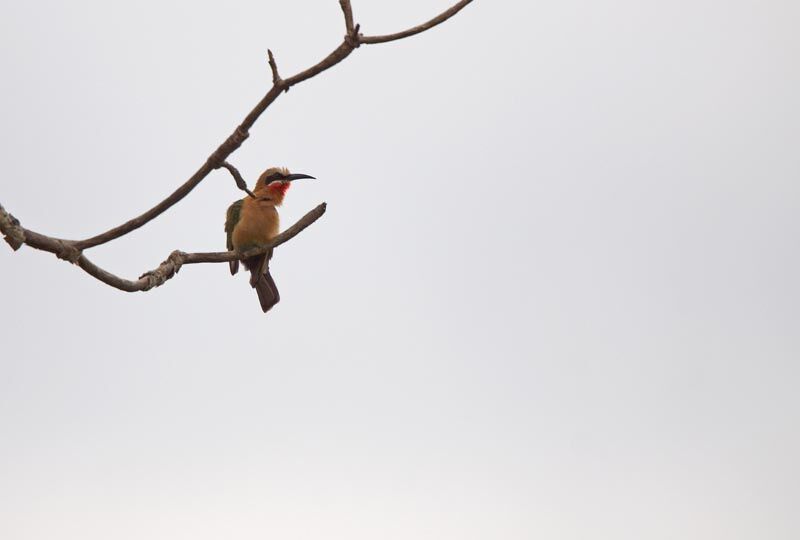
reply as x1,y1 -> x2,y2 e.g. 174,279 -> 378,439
225,167 -> 315,313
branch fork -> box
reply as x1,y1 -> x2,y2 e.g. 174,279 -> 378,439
55,240 -> 81,264
345,23 -> 362,49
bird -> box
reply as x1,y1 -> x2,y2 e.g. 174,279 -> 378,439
224,167 -> 315,313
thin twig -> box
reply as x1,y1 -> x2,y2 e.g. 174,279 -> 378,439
218,161 -> 256,198
360,0 -> 474,44
267,49 -> 282,86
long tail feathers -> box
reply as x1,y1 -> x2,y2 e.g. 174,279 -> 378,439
243,253 -> 279,313
252,269 -> 280,313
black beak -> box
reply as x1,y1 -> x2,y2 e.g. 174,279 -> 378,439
285,173 -> 315,181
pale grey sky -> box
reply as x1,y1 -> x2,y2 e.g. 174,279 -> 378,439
1,1 -> 799,539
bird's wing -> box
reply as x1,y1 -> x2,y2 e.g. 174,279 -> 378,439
224,199 -> 243,250
225,199 -> 244,275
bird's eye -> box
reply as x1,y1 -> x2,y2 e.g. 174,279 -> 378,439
267,172 -> 284,182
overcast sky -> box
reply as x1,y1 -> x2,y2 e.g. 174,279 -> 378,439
1,1 -> 798,539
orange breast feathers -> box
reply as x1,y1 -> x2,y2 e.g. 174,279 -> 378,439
231,197 -> 280,250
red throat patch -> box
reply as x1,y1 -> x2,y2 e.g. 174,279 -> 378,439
268,181 -> 291,197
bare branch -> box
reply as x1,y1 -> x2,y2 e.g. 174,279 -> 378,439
72,127 -> 250,250
339,0 -> 356,35
360,0 -> 474,44
218,161 -> 256,198
267,49 -> 282,86
2,0 -> 474,297
0,202 -> 326,293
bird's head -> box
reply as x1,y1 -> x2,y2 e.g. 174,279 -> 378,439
253,167 -> 315,206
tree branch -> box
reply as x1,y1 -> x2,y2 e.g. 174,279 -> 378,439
267,49 -> 282,86
339,0 -> 356,35
0,203 -> 24,250
218,161 -> 256,198
0,202 -> 326,293
360,0 -> 474,44
68,0 -> 472,250
2,0 -> 474,294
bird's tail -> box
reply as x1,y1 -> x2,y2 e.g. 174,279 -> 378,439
244,253 -> 280,313
253,269 -> 280,313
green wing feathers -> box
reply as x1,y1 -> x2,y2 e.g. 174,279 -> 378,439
225,199 -> 243,275
225,199 -> 243,250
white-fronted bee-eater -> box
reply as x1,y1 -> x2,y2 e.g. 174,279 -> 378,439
224,167 -> 315,313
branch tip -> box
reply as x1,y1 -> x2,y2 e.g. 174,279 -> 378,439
267,49 -> 281,85
360,0 -> 474,44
